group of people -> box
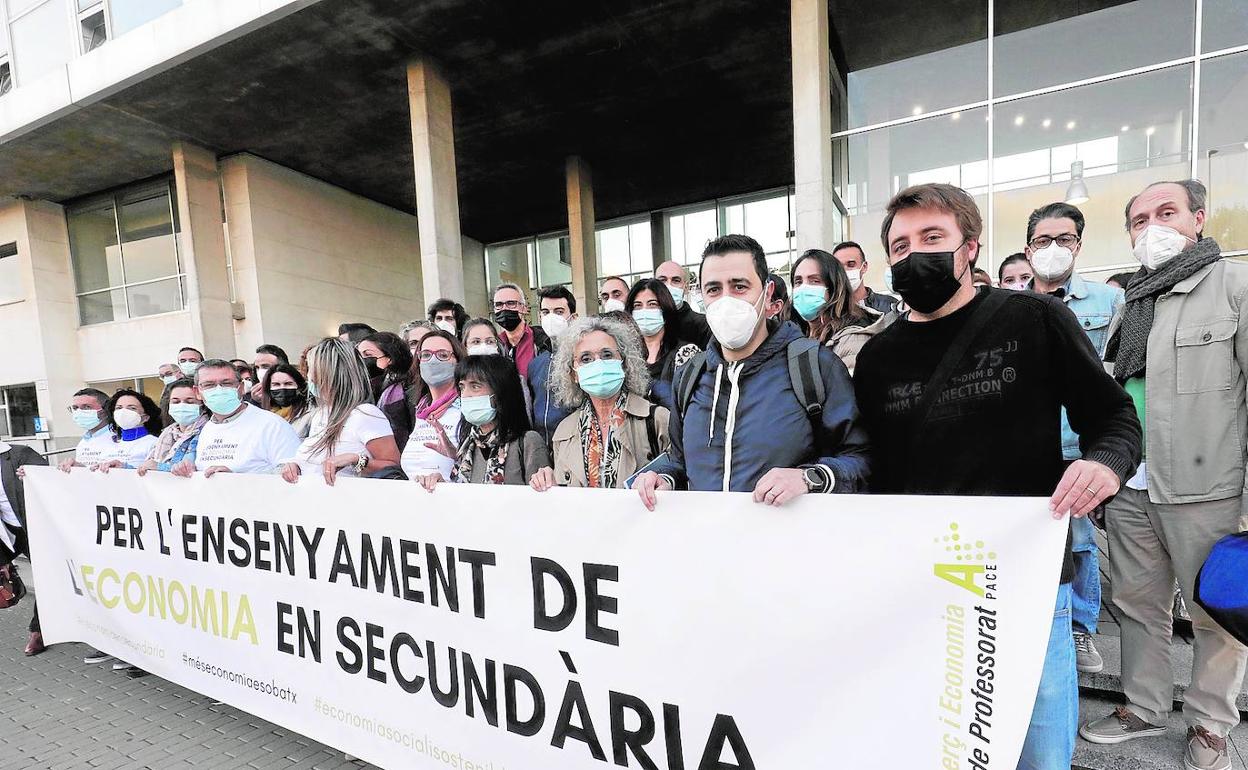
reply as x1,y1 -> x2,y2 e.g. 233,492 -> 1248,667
0,176 -> 1244,770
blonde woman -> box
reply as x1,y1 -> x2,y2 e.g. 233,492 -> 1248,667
530,315 -> 670,490
280,338 -> 400,485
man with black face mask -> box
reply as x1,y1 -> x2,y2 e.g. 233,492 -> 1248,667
492,283 -> 551,379
852,183 -> 1142,770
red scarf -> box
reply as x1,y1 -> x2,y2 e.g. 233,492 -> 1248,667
416,389 -> 457,421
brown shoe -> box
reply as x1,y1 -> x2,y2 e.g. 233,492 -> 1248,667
1184,726 -> 1230,770
1079,706 -> 1167,744
24,632 -> 45,657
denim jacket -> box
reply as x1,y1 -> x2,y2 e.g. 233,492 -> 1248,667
1058,273 -> 1125,460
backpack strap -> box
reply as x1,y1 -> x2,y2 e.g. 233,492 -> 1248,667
674,351 -> 708,417
786,338 -> 825,419
644,403 -> 659,461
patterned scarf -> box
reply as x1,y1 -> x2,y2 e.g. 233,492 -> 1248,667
451,427 -> 508,485
580,395 -> 627,489
1109,237 -> 1223,382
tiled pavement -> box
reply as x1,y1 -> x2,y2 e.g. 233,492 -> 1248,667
0,557 -> 378,770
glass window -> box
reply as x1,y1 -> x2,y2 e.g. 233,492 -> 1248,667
534,233 -> 571,287
67,180 -> 184,325
1198,51 -> 1248,253
109,0 -> 182,36
484,240 -> 533,296
0,242 -> 19,303
836,5 -> 988,129
839,107 -> 989,271
1203,0 -> 1248,54
994,0 -> 1195,97
666,206 -> 717,267
0,384 -> 38,438
595,219 -> 652,284
10,0 -> 73,85
0,60 -> 11,96
991,65 -> 1193,272
720,192 -> 796,272
79,7 -> 106,52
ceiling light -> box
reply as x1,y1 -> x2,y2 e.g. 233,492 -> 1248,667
1121,125 -> 1130,132
1145,126 -> 1156,136
1042,118 -> 1052,128
951,111 -> 961,121
1065,161 -> 1090,205
1014,115 -> 1025,126
912,106 -> 923,116
1066,120 -> 1076,130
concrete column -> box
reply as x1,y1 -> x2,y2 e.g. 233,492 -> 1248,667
172,141 -> 236,359
408,59 -> 465,309
565,155 -> 598,314
791,0 -> 838,253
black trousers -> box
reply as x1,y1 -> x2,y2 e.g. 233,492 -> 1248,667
1,528 -> 38,633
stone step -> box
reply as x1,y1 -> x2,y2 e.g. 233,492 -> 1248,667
1079,633 -> 1248,716
1075,693 -> 1248,769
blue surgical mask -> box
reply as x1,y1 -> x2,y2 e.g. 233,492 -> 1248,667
72,409 -> 101,430
178,361 -> 199,377
169,403 -> 202,426
632,309 -> 665,336
160,374 -> 177,386
306,380 -> 319,399
460,395 -> 497,427
577,359 -> 626,399
883,267 -> 894,293
202,386 -> 243,415
791,285 -> 829,321
667,285 -> 685,308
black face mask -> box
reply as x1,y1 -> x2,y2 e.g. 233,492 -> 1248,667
494,309 -> 522,332
363,357 -> 384,377
890,245 -> 969,314
269,388 -> 299,408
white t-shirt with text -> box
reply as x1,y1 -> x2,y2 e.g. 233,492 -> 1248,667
74,428 -> 116,467
400,404 -> 462,481
97,433 -> 159,468
195,404 -> 301,474
293,404 -> 393,478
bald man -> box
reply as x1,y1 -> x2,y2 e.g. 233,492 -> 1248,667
655,261 -> 711,346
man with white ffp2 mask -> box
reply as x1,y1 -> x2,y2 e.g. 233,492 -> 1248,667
1024,202 -> 1125,678
631,234 -> 869,510
1081,180 -> 1248,770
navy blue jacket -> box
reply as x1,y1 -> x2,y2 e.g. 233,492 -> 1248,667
527,350 -> 574,448
648,321 -> 871,492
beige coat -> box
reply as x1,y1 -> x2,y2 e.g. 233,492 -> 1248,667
828,310 -> 898,373
551,393 -> 671,488
1105,258 -> 1248,505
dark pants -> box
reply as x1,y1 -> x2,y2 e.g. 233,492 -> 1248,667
1,528 -> 38,633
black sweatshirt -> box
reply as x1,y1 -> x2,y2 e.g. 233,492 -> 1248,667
853,288 -> 1142,583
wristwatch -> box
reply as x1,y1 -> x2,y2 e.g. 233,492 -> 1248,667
802,467 -> 823,493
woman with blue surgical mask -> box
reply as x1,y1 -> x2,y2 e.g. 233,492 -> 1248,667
625,278 -> 701,412
401,330 -> 467,482
790,249 -> 893,371
417,354 -> 547,491
97,380 -> 207,476
529,315 -> 671,491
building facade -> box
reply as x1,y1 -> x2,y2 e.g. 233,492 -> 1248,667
0,0 -> 1244,452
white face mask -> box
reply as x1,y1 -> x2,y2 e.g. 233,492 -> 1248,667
540,313 -> 569,338
467,343 -> 498,357
434,319 -> 456,334
1005,282 -> 1031,291
1030,243 -> 1075,281
602,298 -> 626,314
844,268 -> 863,292
705,281 -> 770,351
1133,224 -> 1193,271
114,409 -> 144,431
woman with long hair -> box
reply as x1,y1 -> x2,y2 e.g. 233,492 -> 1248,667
89,389 -> 162,470
280,338 -> 400,485
626,278 -> 701,412
400,330 -> 468,482
97,379 -> 208,475
530,315 -> 671,490
358,330 -> 420,450
259,363 -> 312,436
417,354 -> 547,490
790,249 -> 894,372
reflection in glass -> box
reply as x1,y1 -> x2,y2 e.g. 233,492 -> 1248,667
110,0 -> 182,36
1203,0 -> 1248,54
991,66 -> 1193,271
535,234 -> 571,287
994,0 -> 1194,97
3,385 -> 38,437
78,289 -> 125,325
126,277 -> 181,318
68,200 -> 122,293
484,241 -> 533,296
118,188 -> 178,283
1198,52 -> 1248,252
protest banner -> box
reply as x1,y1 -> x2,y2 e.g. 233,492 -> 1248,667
24,466 -> 1066,769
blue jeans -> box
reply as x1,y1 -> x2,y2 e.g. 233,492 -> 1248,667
1018,583 -> 1077,770
1070,516 -> 1101,634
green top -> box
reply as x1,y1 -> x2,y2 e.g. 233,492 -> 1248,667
1124,376 -> 1145,457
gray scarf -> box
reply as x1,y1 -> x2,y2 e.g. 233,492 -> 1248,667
1109,237 -> 1223,382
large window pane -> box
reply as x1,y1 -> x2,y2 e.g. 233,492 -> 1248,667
109,0 -> 182,36
992,66 -> 1193,271
126,276 -> 181,318
834,2 -> 987,129
994,0 -> 1195,97
118,186 -> 179,283
1198,52 -> 1248,252
596,223 -> 633,278
1203,0 -> 1248,54
485,241 -> 533,298
10,0 -> 73,85
535,234 -> 571,287
720,193 -> 795,272
2,385 -> 38,437
78,289 -> 125,325
667,207 -> 717,267
68,199 -> 121,293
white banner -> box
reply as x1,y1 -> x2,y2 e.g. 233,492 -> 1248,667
24,466 -> 1066,769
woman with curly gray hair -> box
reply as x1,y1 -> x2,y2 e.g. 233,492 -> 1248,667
529,314 -> 671,490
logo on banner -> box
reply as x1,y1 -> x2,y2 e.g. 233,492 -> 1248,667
933,522 -> 1000,770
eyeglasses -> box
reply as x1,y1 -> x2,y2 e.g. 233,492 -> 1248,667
66,405 -> 98,413
418,350 -> 456,362
575,349 -> 619,366
493,300 -> 523,311
1028,234 -> 1079,250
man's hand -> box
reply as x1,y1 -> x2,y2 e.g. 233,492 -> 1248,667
280,462 -> 301,484
58,459 -> 77,474
93,460 -> 125,474
1050,459 -> 1120,520
203,466 -> 232,478
529,467 -> 556,492
752,468 -> 808,507
250,382 -> 265,403
634,471 -> 672,511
